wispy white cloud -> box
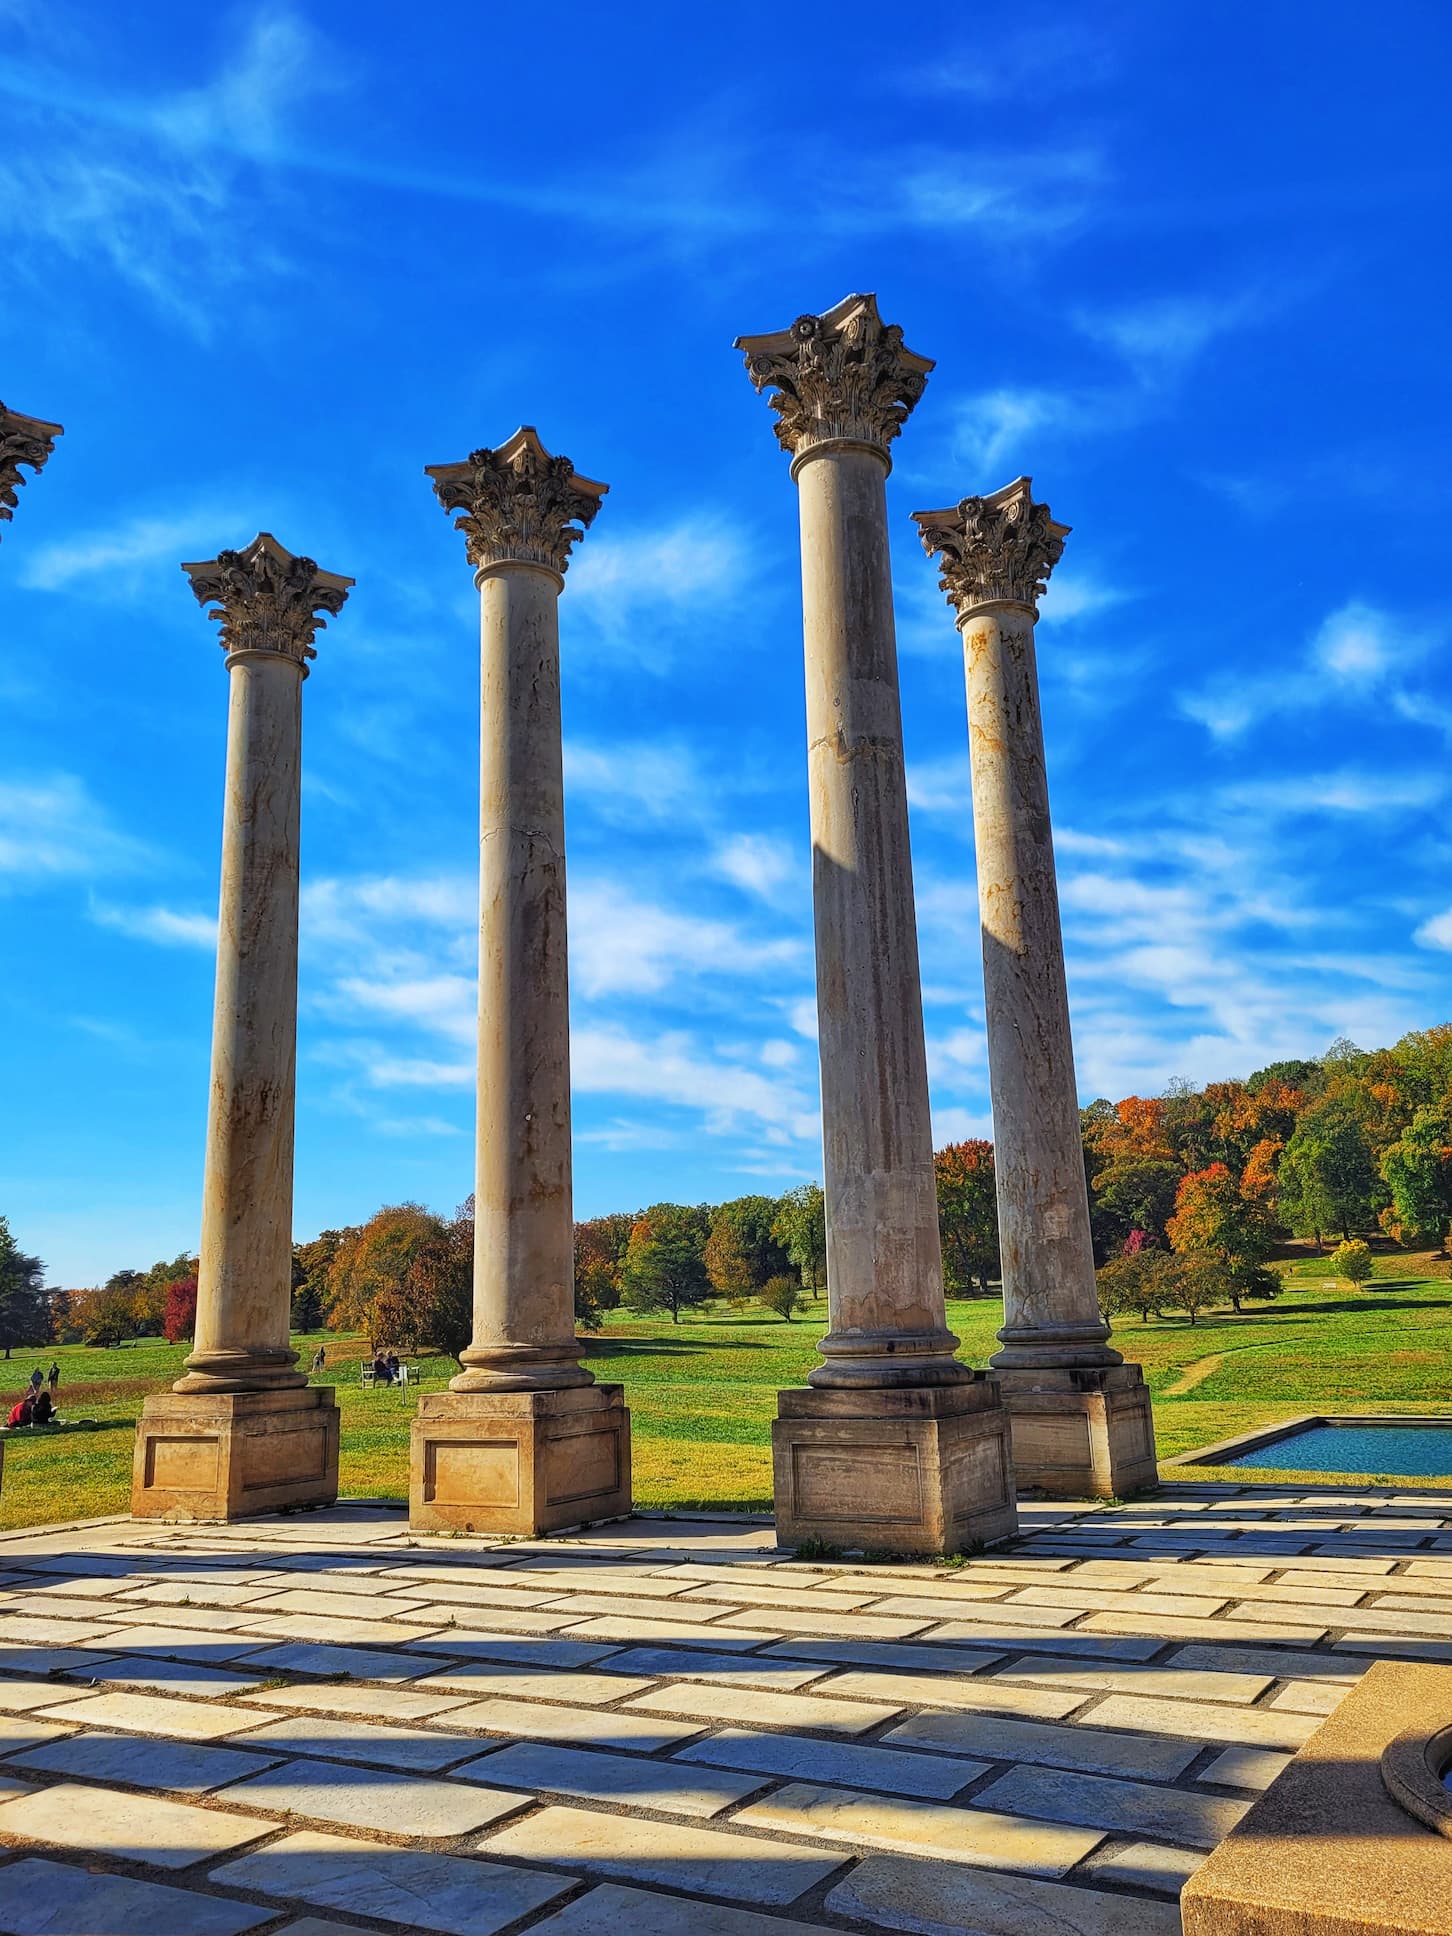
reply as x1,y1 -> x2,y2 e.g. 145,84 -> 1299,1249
709,833 -> 799,904
19,505 -> 257,595
90,899 -> 217,949
1415,908 -> 1452,952
1181,600 -> 1438,740
563,741 -> 706,828
0,775 -> 153,884
566,517 -> 750,670
569,882 -> 803,998
1074,289 -> 1271,381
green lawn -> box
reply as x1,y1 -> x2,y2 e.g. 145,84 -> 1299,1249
3,1253 -> 1449,1527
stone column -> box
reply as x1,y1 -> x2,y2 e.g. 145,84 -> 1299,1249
913,479 -> 1157,1497
409,426 -> 631,1535
735,295 -> 1016,1553
0,402 -> 63,544
133,534 -> 351,1520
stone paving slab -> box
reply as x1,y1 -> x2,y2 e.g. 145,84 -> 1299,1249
0,1778 -> 274,1867
232,1713 -> 493,1771
525,1880 -> 835,1936
242,1679 -> 475,1721
484,1802 -> 849,1904
760,1634 -> 1009,1676
626,1680 -> 901,1735
826,1847 -> 1185,1935
592,1645 -> 828,1691
89,1655 -> 270,1699
991,1654 -> 1273,1703
1198,1745 -> 1295,1790
412,1663 -> 654,1704
1077,1692 -> 1321,1750
676,1724 -> 989,1800
42,1688 -> 270,1738
219,1754 -> 527,1836
736,1780 -> 1104,1876
444,1695 -> 704,1752
882,1707 -> 1200,1780
213,1829 -> 573,1934
9,1727 -> 282,1793
0,1854 -> 274,1935
1082,1838 -> 1205,1892
973,1763 -> 1249,1849
480,1739 -> 766,1817
817,1669 -> 1082,1719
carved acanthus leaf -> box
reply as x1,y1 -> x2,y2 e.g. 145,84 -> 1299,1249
734,293 -> 934,462
913,477 -> 1069,616
0,402 -> 63,534
426,426 -> 607,575
182,533 -> 354,664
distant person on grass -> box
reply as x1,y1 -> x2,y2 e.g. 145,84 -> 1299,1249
7,1396 -> 33,1428
30,1390 -> 53,1425
309,1345 -> 326,1375
27,1368 -> 41,1397
46,1363 -> 59,1394
372,1352 -> 390,1386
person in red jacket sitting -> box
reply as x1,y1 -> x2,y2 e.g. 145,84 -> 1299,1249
6,1396 -> 34,1428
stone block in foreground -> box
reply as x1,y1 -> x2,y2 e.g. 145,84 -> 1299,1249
1182,1658 -> 1452,1935
772,1374 -> 1017,1555
131,1387 -> 338,1521
409,1384 -> 631,1535
997,1363 -> 1158,1497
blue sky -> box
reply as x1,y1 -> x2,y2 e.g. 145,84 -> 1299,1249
3,2 -> 1451,1286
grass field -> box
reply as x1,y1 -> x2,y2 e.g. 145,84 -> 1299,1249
2,1249 -> 1449,1529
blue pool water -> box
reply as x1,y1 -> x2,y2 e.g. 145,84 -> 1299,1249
1226,1423 -> 1452,1476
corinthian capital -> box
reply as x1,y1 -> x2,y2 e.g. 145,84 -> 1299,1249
913,477 -> 1069,617
182,532 -> 354,665
426,426 -> 607,577
734,292 -> 933,466
0,402 -> 64,538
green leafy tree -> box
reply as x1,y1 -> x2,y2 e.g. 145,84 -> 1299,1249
771,1184 -> 827,1296
620,1203 -> 712,1323
1090,1157 -> 1183,1255
1379,1105 -> 1452,1250
758,1274 -> 802,1321
293,1229 -> 348,1332
1280,1095 -> 1383,1243
0,1217 -> 48,1358
934,1141 -> 1000,1295
705,1197 -> 790,1298
1095,1247 -> 1177,1325
1164,1253 -> 1220,1326
326,1201 -> 471,1361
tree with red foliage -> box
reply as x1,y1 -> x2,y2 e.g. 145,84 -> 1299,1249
162,1275 -> 198,1343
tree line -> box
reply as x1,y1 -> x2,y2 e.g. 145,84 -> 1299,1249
14,1023 -> 1449,1355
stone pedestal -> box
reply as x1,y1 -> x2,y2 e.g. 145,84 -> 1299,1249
1183,1660 -> 1452,1935
131,1387 -> 339,1521
773,1377 -> 1017,1555
410,1385 -> 631,1536
996,1364 -> 1157,1498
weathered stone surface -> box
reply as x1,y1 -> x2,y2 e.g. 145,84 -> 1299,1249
0,1856 -> 271,1936
89,1656 -> 268,1700
593,1645 -> 827,1691
11,1729 -> 280,1793
43,1689 -> 267,1737
1083,1693 -> 1320,1750
485,1803 -> 847,1903
1167,1643 -> 1360,1683
826,1852 -> 1181,1936
480,1740 -> 763,1816
816,1668 -> 1082,1718
220,1755 -> 524,1837
405,1627 -> 615,1668
762,1634 -> 1008,1676
445,1698 -> 701,1754
242,1679 -> 473,1722
677,1724 -> 989,1800
525,1881 -> 835,1936
974,1763 -> 1249,1848
626,1680 -> 900,1735
232,1714 -> 488,1771
213,1830 -> 571,1935
992,1655 -> 1274,1704
915,1621 -> 1166,1661
884,1707 -> 1199,1780
1197,1745 -> 1294,1790
0,1779 -> 273,1867
736,1780 -> 1104,1875
412,1663 -> 650,1705
1082,1840 -> 1205,1893
1082,1610 -> 1328,1645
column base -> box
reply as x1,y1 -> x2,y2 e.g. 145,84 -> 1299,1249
994,1364 -> 1158,1498
771,1375 -> 1019,1557
409,1384 -> 631,1535
131,1386 -> 339,1522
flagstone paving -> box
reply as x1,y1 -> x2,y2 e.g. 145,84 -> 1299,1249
0,1483 -> 1447,1933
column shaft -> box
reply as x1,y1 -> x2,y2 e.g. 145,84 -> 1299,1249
455,562 -> 588,1391
798,447 -> 965,1388
960,604 -> 1116,1369
182,652 -> 306,1391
